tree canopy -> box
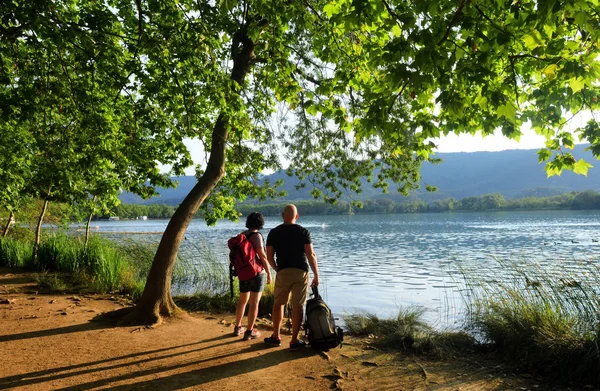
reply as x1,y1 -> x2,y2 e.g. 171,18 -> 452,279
281,0 -> 600,196
2,0 -> 600,215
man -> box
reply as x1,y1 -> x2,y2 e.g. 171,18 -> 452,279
264,204 -> 320,349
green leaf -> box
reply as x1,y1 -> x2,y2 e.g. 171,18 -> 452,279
522,31 -> 545,50
537,148 -> 552,162
573,159 -> 593,176
569,77 -> 585,93
497,102 -> 518,124
543,64 -> 558,78
574,11 -> 588,26
323,3 -> 340,17
392,25 -> 402,38
543,23 -> 556,38
474,95 -> 488,109
218,0 -> 237,12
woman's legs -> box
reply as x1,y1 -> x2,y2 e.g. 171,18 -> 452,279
235,291 -> 250,327
246,291 -> 263,330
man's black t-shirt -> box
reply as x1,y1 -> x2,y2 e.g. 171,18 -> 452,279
266,223 -> 312,271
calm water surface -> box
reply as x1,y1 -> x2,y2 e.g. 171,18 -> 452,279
91,210 -> 600,326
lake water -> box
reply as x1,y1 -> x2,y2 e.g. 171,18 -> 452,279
90,210 -> 600,327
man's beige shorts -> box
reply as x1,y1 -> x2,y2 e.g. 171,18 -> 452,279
273,268 -> 309,308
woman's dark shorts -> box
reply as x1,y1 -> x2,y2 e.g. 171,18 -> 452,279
239,271 -> 266,293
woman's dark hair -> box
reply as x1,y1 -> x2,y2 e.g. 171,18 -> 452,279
245,212 -> 264,230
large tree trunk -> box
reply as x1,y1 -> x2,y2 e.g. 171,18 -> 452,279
133,26 -> 256,325
2,211 -> 14,238
33,199 -> 49,263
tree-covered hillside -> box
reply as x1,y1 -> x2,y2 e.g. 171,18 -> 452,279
120,144 -> 600,205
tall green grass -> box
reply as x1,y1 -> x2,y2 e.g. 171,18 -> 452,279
0,237 -> 33,268
0,233 -> 149,296
461,258 -> 600,384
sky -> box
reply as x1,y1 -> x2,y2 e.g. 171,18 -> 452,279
435,110 -> 592,153
176,130 -> 547,176
177,114 -> 589,176
432,129 -> 546,153
173,101 -> 593,175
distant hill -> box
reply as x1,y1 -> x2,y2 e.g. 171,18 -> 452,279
119,176 -> 199,205
119,144 -> 600,205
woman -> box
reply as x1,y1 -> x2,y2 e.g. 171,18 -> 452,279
233,212 -> 272,340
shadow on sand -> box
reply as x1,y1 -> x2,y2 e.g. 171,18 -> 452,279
0,337 -> 309,391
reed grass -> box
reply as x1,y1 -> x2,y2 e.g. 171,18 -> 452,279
171,240 -> 277,316
174,241 -> 230,294
174,269 -> 276,317
174,286 -> 276,317
460,258 -> 600,384
344,308 -> 476,356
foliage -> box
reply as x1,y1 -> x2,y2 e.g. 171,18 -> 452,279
174,282 -> 275,318
0,122 -> 33,217
4,0 -> 598,225
174,294 -> 238,315
0,0 -> 188,237
0,233 -> 145,295
34,272 -> 71,292
277,0 -> 600,202
173,240 -> 275,316
0,230 -> 264,304
35,233 -> 137,293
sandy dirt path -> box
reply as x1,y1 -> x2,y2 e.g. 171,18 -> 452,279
0,268 -> 580,391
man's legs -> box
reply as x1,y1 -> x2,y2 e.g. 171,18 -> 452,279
266,269 -> 293,342
271,302 -> 285,339
289,270 -> 309,343
290,305 -> 303,342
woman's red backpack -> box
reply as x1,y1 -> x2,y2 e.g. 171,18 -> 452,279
228,232 -> 263,284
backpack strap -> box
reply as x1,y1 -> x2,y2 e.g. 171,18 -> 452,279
229,262 -> 235,298
246,231 -> 265,249
311,285 -> 321,299
246,231 -> 263,241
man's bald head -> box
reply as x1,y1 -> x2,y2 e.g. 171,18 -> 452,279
282,204 -> 299,224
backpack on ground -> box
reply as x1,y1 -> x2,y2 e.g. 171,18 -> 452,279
304,286 -> 343,350
228,232 -> 263,297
